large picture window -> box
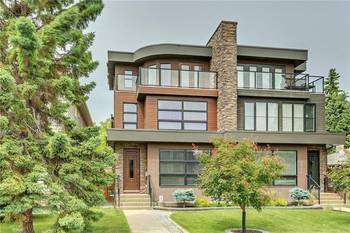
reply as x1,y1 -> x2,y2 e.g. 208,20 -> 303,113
123,103 -> 137,129
273,150 -> 297,186
158,100 -> 207,130
244,102 -> 278,131
159,149 -> 209,186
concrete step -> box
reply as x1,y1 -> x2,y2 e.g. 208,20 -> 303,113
121,206 -> 152,210
120,198 -> 151,202
120,194 -> 150,198
121,202 -> 151,207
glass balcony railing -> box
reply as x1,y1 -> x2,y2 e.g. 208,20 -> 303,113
139,67 -> 217,89
115,74 -> 137,91
237,71 -> 324,93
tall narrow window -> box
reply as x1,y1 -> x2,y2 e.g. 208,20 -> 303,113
274,68 -> 284,89
180,65 -> 190,87
282,104 -> 293,132
160,64 -> 171,86
237,65 -> 244,88
268,103 -> 279,131
248,66 -> 257,88
293,104 -> 304,132
256,103 -> 267,131
124,70 -> 133,89
193,65 -> 201,88
123,103 -> 137,129
305,104 -> 316,132
148,65 -> 157,85
244,102 -> 255,130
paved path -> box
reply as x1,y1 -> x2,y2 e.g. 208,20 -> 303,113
123,210 -> 184,233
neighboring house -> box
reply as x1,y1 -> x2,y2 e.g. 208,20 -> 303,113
327,145 -> 349,166
51,102 -> 93,131
106,21 -> 345,208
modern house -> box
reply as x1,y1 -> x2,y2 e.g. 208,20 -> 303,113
106,21 -> 345,208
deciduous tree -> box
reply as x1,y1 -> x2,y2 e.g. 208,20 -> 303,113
197,138 -> 283,233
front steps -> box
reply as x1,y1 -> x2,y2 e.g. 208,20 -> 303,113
320,192 -> 346,206
119,193 -> 152,209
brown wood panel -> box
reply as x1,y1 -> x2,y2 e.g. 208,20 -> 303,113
137,86 -> 218,99
123,149 -> 140,190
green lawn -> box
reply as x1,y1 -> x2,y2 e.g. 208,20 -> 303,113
171,209 -> 350,233
0,208 -> 130,233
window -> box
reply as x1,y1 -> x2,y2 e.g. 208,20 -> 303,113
159,149 -> 209,186
124,70 -> 133,89
244,102 -> 279,131
180,64 -> 190,87
238,64 -> 285,89
158,100 -> 207,131
282,103 -> 315,132
193,65 -> 201,88
273,151 -> 297,186
160,64 -> 171,86
305,104 -> 316,132
123,103 -> 137,129
148,65 -> 157,85
244,102 -> 255,130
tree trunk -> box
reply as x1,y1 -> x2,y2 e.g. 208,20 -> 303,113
241,205 -> 247,233
22,209 -> 35,233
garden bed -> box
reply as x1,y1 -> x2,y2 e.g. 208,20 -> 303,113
155,205 -> 322,211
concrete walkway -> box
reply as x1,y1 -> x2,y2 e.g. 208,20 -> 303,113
123,210 -> 184,233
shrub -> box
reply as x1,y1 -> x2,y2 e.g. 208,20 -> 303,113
271,198 -> 288,207
289,188 -> 310,205
195,198 -> 211,207
173,189 -> 196,208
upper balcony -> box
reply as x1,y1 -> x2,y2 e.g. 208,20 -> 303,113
115,67 -> 219,99
237,70 -> 324,93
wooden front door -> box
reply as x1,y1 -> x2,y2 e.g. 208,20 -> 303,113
123,149 -> 140,190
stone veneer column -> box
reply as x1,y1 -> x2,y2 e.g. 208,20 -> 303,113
207,21 -> 238,132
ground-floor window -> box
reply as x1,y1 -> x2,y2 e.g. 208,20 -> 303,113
273,150 -> 297,186
159,149 -> 209,186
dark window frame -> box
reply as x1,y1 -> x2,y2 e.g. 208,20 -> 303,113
271,150 -> 298,186
157,100 -> 208,131
282,103 -> 316,132
159,149 -> 210,187
244,101 -> 279,132
123,102 -> 138,129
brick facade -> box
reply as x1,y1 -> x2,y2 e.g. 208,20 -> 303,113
207,21 -> 238,131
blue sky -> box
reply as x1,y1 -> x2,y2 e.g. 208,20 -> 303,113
86,0 -> 350,123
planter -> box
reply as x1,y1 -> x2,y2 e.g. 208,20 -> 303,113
226,228 -> 269,233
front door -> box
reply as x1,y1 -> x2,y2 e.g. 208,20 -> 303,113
307,151 -> 320,189
123,149 -> 140,190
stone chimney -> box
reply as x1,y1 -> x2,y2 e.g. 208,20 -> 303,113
207,21 -> 238,132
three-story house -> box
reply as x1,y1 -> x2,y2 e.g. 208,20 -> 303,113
106,21 -> 345,208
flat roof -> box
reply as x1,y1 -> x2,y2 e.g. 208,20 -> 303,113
107,43 -> 308,89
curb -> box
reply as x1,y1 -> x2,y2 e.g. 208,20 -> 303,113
167,215 -> 189,233
155,205 -> 322,211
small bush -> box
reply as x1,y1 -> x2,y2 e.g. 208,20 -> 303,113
271,198 -> 288,207
173,189 -> 196,207
289,188 -> 310,205
195,198 -> 211,207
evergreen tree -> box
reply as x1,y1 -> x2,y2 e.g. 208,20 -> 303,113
0,1 -> 115,233
324,68 -> 350,147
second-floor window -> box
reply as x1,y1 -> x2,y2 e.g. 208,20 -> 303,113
158,100 -> 207,130
244,102 -> 316,132
123,103 -> 137,129
244,102 -> 279,131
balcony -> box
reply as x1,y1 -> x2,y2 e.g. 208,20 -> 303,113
139,67 -> 217,89
115,74 -> 138,91
237,70 -> 324,93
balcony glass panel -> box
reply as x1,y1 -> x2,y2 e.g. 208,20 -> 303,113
139,67 -> 217,89
116,74 -> 137,91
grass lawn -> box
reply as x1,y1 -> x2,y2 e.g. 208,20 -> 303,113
171,209 -> 350,233
0,208 -> 130,233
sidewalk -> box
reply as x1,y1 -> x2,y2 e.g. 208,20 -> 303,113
123,210 -> 184,233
